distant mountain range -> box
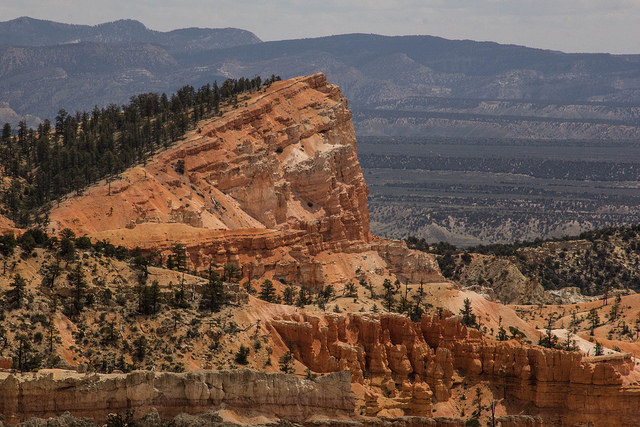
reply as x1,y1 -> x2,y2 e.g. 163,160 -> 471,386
0,16 -> 260,52
1,17 -> 640,138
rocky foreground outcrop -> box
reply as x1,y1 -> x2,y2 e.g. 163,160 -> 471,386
0,411 -> 469,427
270,312 -> 640,426
47,73 -> 440,289
0,369 -> 353,424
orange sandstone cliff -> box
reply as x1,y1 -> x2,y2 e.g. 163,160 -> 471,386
0,369 -> 354,424
269,312 -> 640,426
48,74 -> 440,288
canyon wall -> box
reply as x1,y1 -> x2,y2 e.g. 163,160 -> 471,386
49,73 -> 369,248
0,369 -> 354,425
270,313 -> 640,425
47,73 -> 441,289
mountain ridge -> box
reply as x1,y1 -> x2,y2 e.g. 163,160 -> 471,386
2,17 -> 640,139
0,16 -> 261,51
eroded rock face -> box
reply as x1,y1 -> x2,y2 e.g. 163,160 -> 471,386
270,312 -> 640,425
270,313 -> 455,407
50,74 -> 368,248
0,411 -> 468,427
0,369 -> 354,425
47,74 -> 440,289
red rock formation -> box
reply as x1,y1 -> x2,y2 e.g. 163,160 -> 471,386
269,312 -> 640,425
47,74 -> 441,289
0,369 -> 354,425
269,313 -> 455,407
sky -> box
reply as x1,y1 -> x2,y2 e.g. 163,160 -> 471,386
1,0 -> 640,54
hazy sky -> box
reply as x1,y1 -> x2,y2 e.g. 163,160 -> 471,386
1,0 -> 639,54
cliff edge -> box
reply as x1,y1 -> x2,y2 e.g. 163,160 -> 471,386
0,369 -> 354,424
47,74 -> 440,288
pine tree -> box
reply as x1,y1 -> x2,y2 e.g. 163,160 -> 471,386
14,333 -> 41,372
133,336 -> 147,361
47,319 -> 57,353
460,298 -> 477,328
259,280 -> 277,303
223,263 -> 241,282
295,287 -> 311,307
137,281 -> 161,315
7,273 -> 27,309
409,302 -> 424,322
610,299 -> 619,322
497,326 -> 508,341
382,279 -> 395,312
278,351 -> 295,374
234,345 -> 250,365
397,295 -> 411,313
344,281 -> 357,298
0,233 -> 17,259
171,244 -> 187,272
315,294 -> 327,311
58,236 -> 76,261
41,259 -> 61,289
149,280 -> 160,313
539,314 -> 558,348
282,285 -> 296,305
588,308 -> 600,336
68,263 -> 87,316
201,273 -> 225,312
172,281 -> 189,309
15,334 -> 29,371
410,280 -> 426,322
473,387 -> 483,418
594,340 -> 604,356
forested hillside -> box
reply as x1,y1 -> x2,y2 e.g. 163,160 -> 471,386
408,224 -> 640,298
0,75 -> 279,227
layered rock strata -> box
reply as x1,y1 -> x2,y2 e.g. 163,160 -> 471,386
0,411 -> 468,427
0,369 -> 354,425
270,313 -> 640,425
48,74 -> 440,288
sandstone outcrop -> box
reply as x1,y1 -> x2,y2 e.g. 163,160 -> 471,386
269,313 -> 456,410
0,369 -> 354,425
0,411 -> 467,427
47,74 -> 440,289
270,312 -> 640,426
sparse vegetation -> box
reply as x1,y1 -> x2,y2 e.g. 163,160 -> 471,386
0,229 -> 250,373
